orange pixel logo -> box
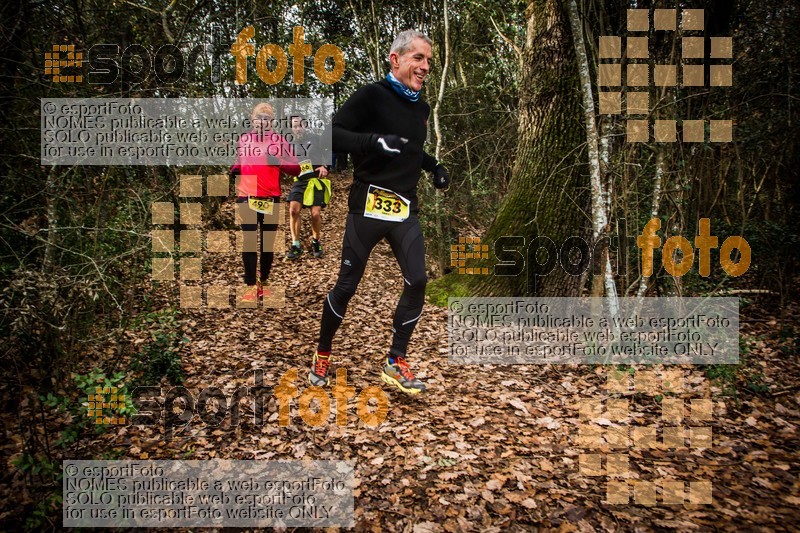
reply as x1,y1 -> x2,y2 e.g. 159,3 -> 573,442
152,175 -> 287,309
576,368 -> 714,506
451,236 -> 489,275
87,386 -> 126,425
598,9 -> 733,143
45,44 -> 84,83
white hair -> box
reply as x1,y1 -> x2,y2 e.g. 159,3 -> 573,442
389,30 -> 432,57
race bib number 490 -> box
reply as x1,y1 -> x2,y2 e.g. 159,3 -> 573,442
248,197 -> 274,214
363,185 -> 410,222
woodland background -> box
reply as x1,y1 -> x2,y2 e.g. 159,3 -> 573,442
0,0 -> 798,529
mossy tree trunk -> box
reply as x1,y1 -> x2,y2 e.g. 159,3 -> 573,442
471,0 -> 589,296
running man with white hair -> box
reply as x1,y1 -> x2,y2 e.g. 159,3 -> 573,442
308,30 -> 450,394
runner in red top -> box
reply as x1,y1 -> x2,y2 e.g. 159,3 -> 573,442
230,103 -> 300,303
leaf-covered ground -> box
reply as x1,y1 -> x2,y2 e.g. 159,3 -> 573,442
4,175 -> 799,531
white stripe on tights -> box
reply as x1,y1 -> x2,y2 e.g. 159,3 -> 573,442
326,294 -> 344,319
401,312 -> 422,326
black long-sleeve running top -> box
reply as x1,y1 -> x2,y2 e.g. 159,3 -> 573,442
333,79 -> 438,214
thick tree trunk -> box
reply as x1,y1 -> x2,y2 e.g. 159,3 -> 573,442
473,0 -> 588,296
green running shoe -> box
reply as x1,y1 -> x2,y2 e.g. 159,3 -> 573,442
287,243 -> 303,259
311,239 -> 323,258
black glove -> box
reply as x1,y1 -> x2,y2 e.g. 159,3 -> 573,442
433,164 -> 450,189
370,134 -> 408,156
266,154 -> 280,166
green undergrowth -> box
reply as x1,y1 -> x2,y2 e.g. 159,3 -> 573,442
426,273 -> 472,308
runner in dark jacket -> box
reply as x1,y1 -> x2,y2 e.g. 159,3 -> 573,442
308,30 -> 450,394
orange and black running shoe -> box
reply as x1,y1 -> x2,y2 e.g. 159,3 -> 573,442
308,352 -> 331,387
381,356 -> 426,394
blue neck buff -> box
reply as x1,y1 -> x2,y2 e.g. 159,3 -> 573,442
386,72 -> 420,102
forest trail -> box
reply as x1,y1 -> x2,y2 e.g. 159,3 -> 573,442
98,174 -> 799,531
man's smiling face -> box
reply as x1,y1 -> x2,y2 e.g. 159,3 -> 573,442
391,38 -> 432,92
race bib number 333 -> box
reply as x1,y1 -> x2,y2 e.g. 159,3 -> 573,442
364,184 -> 410,222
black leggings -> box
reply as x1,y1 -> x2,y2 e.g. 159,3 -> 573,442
318,213 -> 427,357
237,197 -> 280,285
